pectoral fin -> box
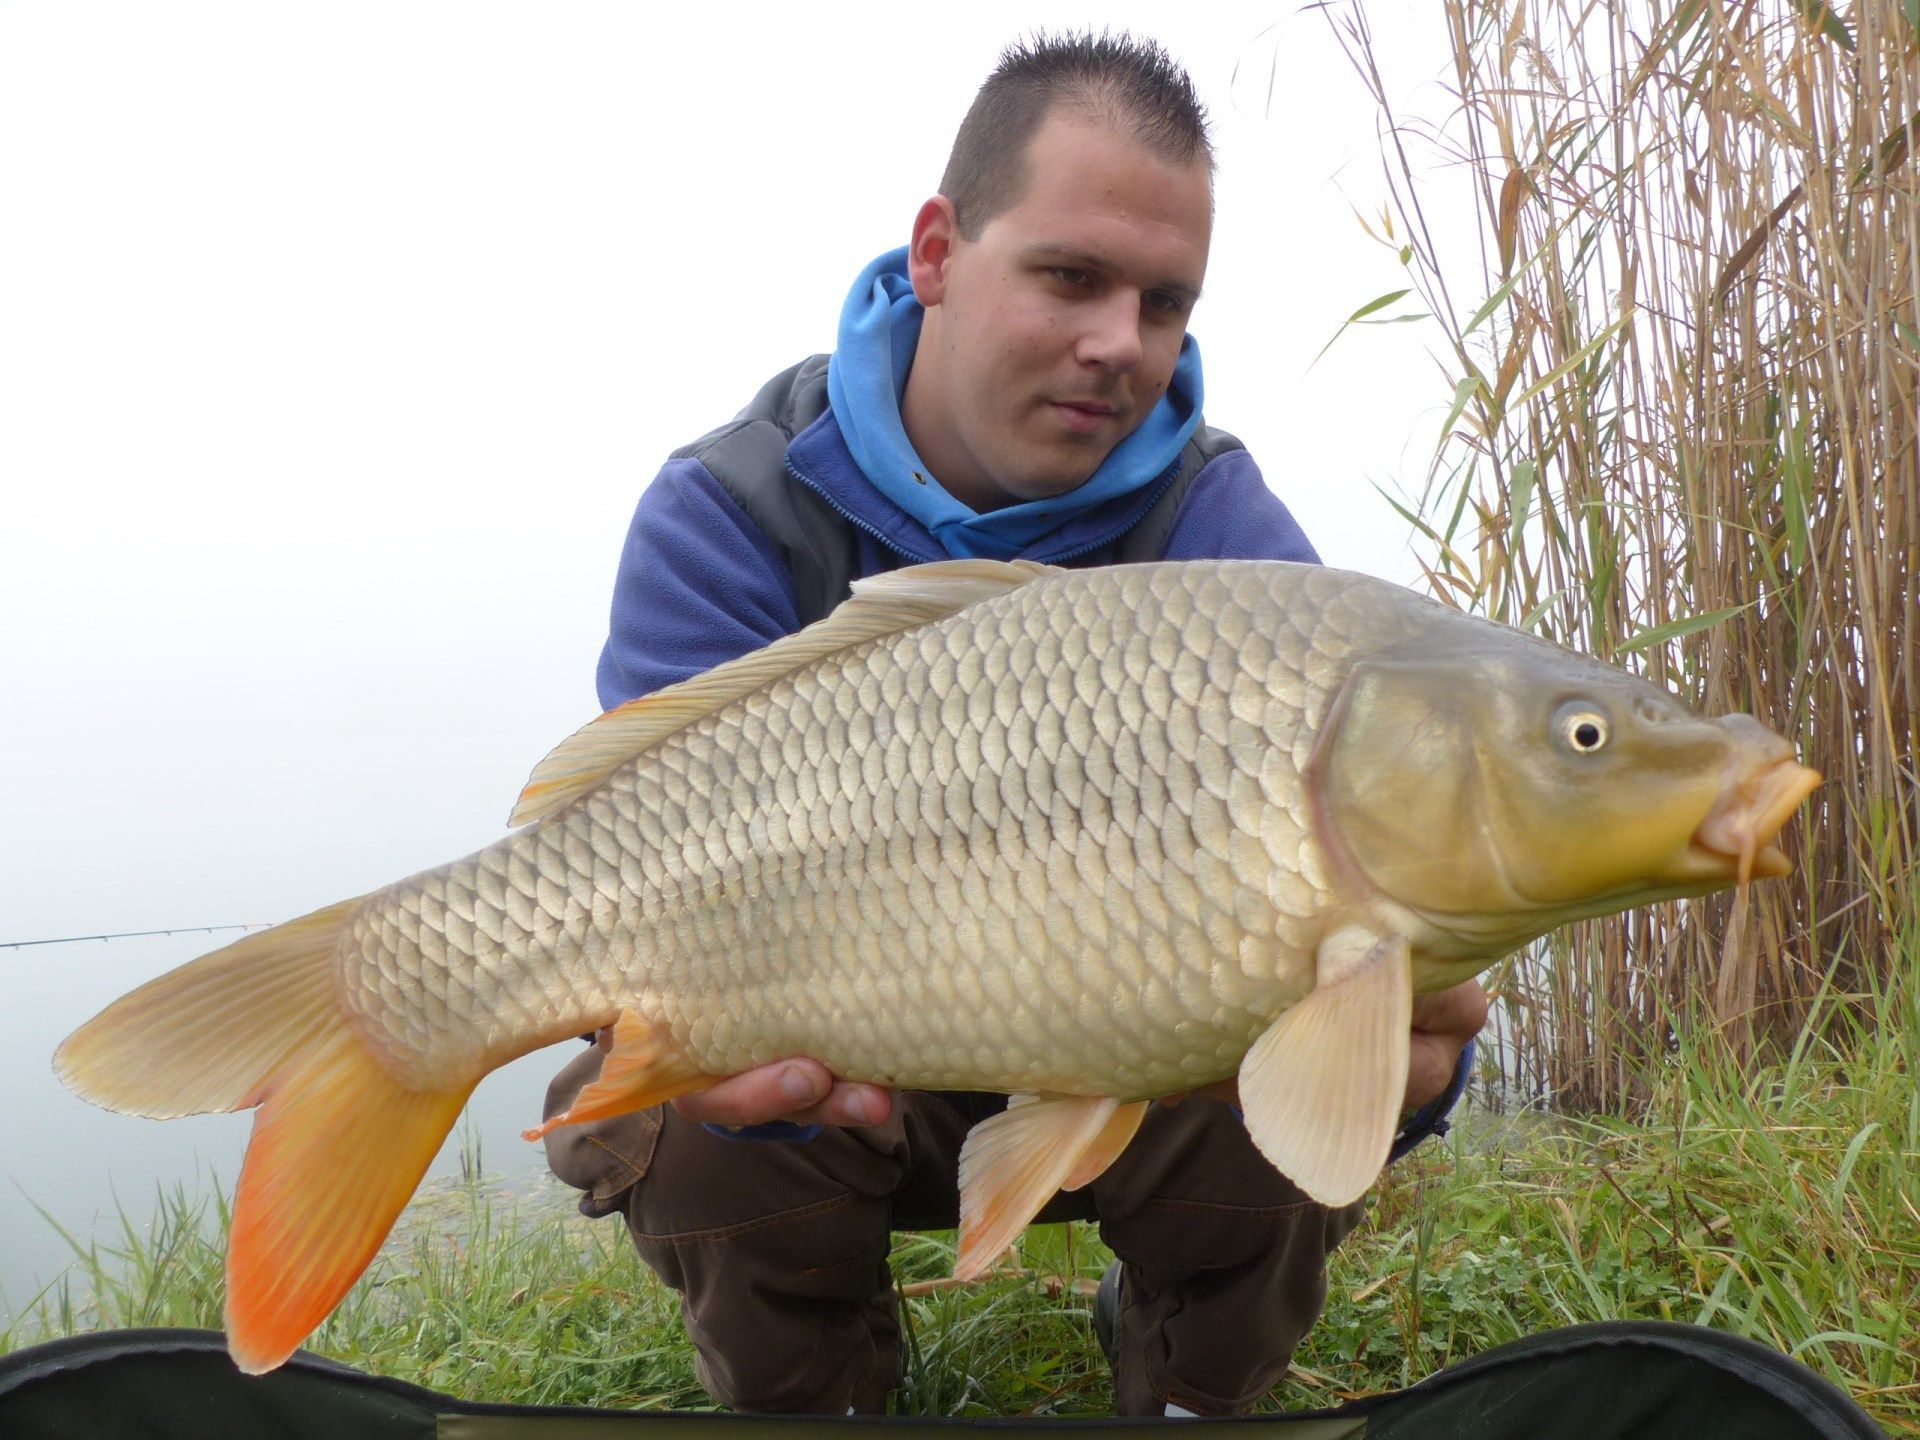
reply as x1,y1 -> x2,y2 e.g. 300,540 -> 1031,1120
522,1010 -> 715,1141
1238,925 -> 1412,1208
955,1094 -> 1145,1279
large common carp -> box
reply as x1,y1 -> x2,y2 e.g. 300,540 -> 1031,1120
57,559 -> 1818,1373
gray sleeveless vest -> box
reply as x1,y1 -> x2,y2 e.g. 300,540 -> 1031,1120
675,356 -> 1245,627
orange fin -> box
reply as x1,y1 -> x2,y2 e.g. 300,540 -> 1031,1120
521,1009 -> 714,1141
226,1026 -> 475,1374
55,900 -> 360,1119
955,1094 -> 1128,1280
52,894 -> 476,1373
1238,925 -> 1411,1208
1062,1100 -> 1148,1191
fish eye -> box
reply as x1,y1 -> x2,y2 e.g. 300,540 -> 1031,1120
1553,701 -> 1610,755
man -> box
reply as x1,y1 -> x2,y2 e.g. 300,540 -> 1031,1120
544,31 -> 1487,1418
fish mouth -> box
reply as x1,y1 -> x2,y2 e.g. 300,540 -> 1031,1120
1677,754 -> 1823,884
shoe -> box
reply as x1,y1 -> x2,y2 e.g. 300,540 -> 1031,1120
1092,1259 -> 1122,1367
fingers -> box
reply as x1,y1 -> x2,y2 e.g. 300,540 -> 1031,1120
1410,980 -> 1491,1045
1402,980 -> 1490,1111
1403,1032 -> 1460,1111
669,1058 -> 893,1129
788,1080 -> 895,1128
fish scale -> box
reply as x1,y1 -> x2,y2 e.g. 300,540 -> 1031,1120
333,563 -> 1413,1098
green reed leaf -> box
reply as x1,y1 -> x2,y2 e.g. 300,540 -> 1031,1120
1615,602 -> 1756,654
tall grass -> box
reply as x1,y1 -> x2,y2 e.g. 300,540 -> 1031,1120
1333,0 -> 1918,1105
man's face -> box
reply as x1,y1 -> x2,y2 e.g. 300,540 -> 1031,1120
904,111 -> 1213,511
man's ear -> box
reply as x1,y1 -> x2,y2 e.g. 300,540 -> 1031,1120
908,196 -> 961,306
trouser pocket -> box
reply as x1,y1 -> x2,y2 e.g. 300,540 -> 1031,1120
541,1043 -> 663,1217
623,1106 -> 908,1413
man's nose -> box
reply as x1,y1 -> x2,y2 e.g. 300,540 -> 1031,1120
1076,291 -> 1146,372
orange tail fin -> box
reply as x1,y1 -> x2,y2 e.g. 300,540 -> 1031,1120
55,899 -> 475,1374
224,1024 -> 472,1372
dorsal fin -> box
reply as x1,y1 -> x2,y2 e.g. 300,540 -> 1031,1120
508,558 -> 1055,826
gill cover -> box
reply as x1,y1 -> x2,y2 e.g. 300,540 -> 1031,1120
1310,655 -> 1510,913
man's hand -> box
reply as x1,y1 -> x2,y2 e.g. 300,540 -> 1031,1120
589,1028 -> 891,1128
587,1027 -> 889,1129
1159,979 -> 1490,1113
675,1059 -> 893,1128
1404,980 -> 1488,1111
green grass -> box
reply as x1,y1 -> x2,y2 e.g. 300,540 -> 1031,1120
7,968 -> 1914,1432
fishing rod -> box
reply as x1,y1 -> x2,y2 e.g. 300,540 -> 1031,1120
0,923 -> 271,950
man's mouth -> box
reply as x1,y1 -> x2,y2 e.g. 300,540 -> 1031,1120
1048,399 -> 1120,435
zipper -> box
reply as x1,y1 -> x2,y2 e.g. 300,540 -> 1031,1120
1036,461 -> 1183,566
786,460 -> 941,564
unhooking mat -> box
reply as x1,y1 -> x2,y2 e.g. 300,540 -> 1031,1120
0,1321 -> 1888,1438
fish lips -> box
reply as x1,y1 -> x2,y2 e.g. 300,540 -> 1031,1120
1672,754 -> 1823,884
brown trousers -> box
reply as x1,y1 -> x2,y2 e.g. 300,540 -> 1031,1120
543,1045 -> 1365,1416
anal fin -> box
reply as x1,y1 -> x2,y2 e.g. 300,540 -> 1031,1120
522,1009 -> 714,1141
1238,926 -> 1412,1208
956,1094 -> 1143,1279
1062,1100 -> 1148,1190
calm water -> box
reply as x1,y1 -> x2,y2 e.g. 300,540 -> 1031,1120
2,931 -> 563,1321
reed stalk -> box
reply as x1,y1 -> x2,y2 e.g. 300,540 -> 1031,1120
1335,0 -> 1919,1107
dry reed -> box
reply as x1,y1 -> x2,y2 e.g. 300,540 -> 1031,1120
1334,0 -> 1918,1107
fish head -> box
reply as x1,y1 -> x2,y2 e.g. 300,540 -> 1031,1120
1310,630 -> 1821,942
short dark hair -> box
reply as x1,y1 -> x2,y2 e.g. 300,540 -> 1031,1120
940,31 -> 1213,240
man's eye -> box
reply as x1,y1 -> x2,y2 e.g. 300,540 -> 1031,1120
1145,291 -> 1186,314
1049,267 -> 1091,286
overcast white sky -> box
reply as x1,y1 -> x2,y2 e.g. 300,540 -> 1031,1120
0,0 -> 1468,1301
0,0 -> 1466,941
